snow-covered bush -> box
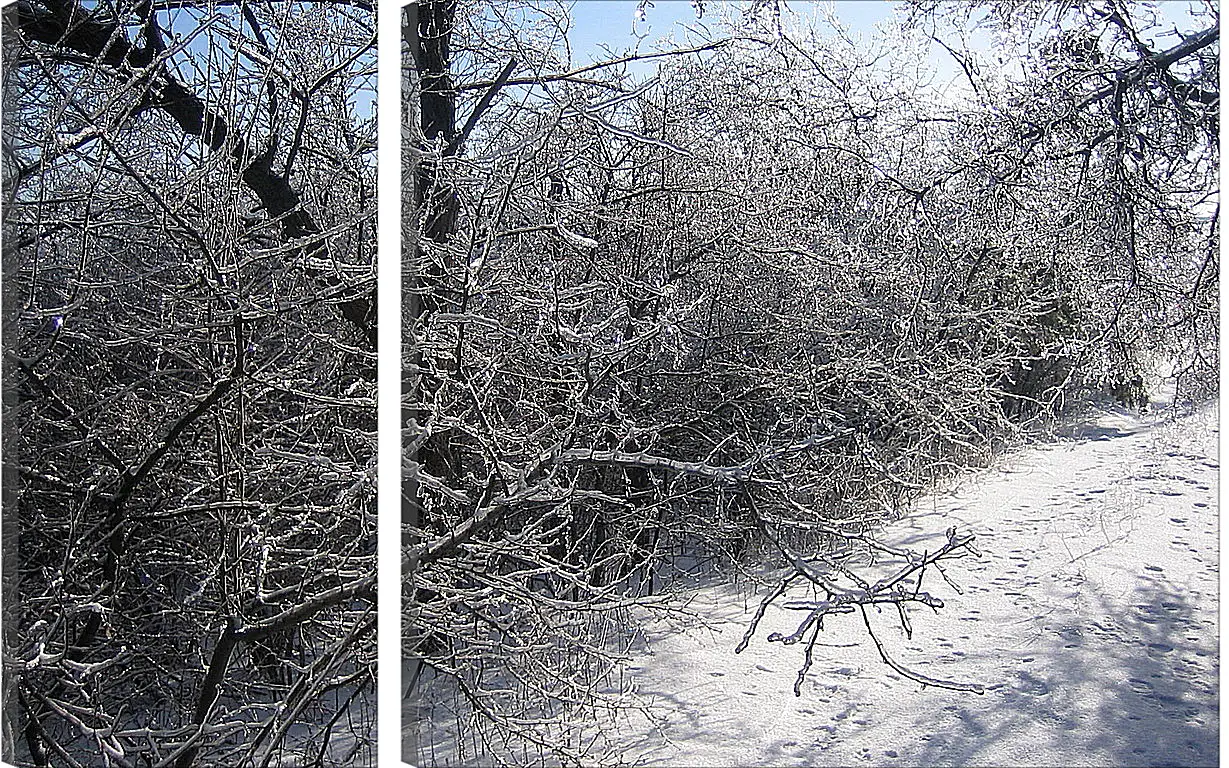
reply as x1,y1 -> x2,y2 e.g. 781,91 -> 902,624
404,0 -> 1216,763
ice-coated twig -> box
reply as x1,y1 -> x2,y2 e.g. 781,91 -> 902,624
747,499 -> 983,696
793,619 -> 824,696
859,605 -> 984,694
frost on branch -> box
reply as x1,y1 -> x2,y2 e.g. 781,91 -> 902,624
738,509 -> 985,696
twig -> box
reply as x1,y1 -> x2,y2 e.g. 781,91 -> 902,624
736,571 -> 801,654
455,40 -> 733,93
447,57 -> 519,157
859,604 -> 983,694
793,619 -> 824,696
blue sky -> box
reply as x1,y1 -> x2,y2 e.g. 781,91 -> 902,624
567,0 -> 1209,56
563,1 -> 954,95
567,1 -> 898,63
562,0 -> 1211,96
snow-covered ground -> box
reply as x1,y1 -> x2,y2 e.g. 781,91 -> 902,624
607,399 -> 1219,767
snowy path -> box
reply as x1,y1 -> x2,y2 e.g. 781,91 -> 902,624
611,403 -> 1219,767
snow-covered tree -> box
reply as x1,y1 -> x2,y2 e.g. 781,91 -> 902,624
3,2 -> 376,764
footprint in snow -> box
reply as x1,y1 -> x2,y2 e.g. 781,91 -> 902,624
1015,671 -> 1051,696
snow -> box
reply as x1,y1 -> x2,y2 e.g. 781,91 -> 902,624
604,398 -> 1219,766
558,226 -> 599,252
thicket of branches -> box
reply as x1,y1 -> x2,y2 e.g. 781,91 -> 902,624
404,1 -> 1216,765
3,2 -> 376,765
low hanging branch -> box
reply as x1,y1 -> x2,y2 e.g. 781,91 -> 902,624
554,447 -> 753,484
740,505 -> 985,696
408,425 -> 986,703
553,428 -> 855,483
406,429 -> 857,572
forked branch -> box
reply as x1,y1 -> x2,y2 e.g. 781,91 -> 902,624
743,510 -> 984,695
